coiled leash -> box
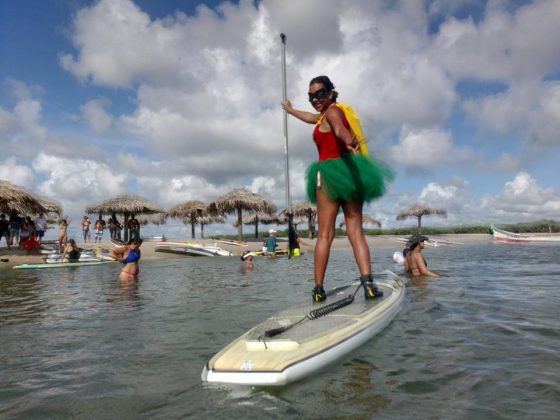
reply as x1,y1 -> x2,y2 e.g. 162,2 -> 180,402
261,282 -> 363,341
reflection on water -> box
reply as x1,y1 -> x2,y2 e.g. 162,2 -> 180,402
1,244 -> 559,419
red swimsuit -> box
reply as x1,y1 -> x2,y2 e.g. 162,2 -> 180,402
312,111 -> 351,161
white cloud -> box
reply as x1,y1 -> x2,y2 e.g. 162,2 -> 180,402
463,81 -> 560,149
0,157 -> 35,187
481,172 -> 560,222
32,153 -> 127,216
80,98 -> 113,133
388,127 -> 472,168
433,0 -> 560,82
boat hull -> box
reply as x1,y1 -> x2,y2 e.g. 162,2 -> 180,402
492,225 -> 560,243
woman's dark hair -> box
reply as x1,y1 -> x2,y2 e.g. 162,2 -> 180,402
128,237 -> 143,245
309,75 -> 338,102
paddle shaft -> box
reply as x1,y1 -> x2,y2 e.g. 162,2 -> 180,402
280,33 -> 297,255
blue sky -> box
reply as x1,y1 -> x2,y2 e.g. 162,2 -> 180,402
1,0 -> 559,238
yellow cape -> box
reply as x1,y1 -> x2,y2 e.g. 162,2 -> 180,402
316,103 -> 370,156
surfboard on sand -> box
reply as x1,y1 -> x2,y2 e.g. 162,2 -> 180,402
202,270 -> 405,386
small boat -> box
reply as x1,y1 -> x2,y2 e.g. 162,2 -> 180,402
202,271 -> 404,386
491,225 -> 560,243
155,241 -> 232,257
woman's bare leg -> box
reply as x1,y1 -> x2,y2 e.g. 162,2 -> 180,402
314,189 -> 339,287
341,200 -> 371,275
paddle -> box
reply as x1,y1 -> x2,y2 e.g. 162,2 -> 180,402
280,33 -> 298,258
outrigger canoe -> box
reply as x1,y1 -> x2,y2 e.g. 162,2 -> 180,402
202,270 -> 404,386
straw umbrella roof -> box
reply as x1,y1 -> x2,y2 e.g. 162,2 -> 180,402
166,199 -> 209,239
36,196 -> 63,216
208,188 -> 277,215
208,188 -> 277,240
137,213 -> 167,226
280,202 -> 317,239
0,180 -> 47,215
86,194 -> 163,241
85,193 -> 164,215
396,203 -> 447,233
166,200 -> 207,219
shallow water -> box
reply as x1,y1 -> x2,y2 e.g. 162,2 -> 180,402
1,243 -> 559,419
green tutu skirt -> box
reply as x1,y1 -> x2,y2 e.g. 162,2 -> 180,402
306,154 -> 394,204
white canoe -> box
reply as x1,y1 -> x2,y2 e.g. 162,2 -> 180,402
202,270 -> 405,386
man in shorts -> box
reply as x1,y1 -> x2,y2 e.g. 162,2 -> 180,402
0,214 -> 10,249
94,216 -> 106,243
35,213 -> 47,243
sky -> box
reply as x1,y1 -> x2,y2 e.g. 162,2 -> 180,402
1,0 -> 559,237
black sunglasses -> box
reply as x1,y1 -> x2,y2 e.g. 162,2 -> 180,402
308,88 -> 330,102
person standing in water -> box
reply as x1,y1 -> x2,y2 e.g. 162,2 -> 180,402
110,237 -> 143,280
282,75 -> 393,302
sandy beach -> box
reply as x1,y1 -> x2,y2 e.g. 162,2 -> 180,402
0,233 -> 493,269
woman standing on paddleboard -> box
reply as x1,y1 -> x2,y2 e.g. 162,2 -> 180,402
110,237 -> 143,281
282,75 -> 393,302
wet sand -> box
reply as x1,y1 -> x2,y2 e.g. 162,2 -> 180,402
0,234 -> 493,269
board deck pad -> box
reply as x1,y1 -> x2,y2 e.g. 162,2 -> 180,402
247,285 -> 392,344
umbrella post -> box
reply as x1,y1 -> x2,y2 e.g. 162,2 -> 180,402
124,213 -> 130,242
237,207 -> 243,241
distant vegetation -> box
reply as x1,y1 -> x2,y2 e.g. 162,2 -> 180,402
210,220 -> 559,240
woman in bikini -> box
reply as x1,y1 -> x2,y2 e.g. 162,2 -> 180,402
110,237 -> 142,280
58,219 -> 70,253
282,75 -> 394,302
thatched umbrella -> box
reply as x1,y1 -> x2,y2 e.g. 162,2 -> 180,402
396,204 -> 447,233
166,200 -> 207,239
137,213 -> 167,226
235,211 -> 282,238
208,188 -> 277,241
85,194 -> 164,241
339,215 -> 382,229
194,214 -> 225,239
280,202 -> 317,239
0,180 -> 47,215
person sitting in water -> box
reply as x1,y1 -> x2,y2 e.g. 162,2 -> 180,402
241,251 -> 254,269
62,239 -> 81,262
403,234 -> 438,277
110,237 -> 142,280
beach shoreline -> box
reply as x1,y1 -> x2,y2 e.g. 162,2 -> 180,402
0,233 -> 493,269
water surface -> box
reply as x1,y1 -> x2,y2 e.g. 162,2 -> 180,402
1,242 -> 559,419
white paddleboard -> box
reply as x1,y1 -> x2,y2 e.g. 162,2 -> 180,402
14,261 -> 113,270
202,270 -> 405,386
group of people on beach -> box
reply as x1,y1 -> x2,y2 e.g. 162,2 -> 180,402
0,210 -> 47,250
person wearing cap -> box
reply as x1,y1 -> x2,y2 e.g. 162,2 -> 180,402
240,251 -> 255,269
265,229 -> 278,257
403,235 -> 438,277
62,239 -> 81,262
